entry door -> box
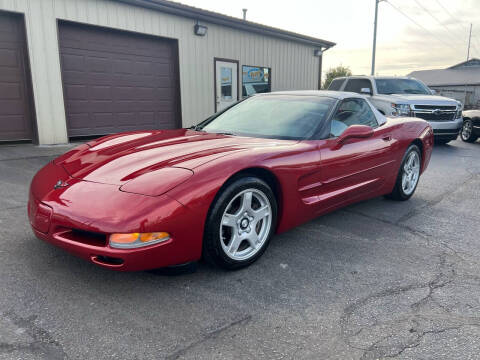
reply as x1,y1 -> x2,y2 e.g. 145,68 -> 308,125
215,59 -> 238,112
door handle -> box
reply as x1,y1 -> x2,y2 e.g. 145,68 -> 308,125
382,135 -> 392,142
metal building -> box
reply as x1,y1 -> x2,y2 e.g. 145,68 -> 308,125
409,58 -> 480,110
0,0 -> 334,144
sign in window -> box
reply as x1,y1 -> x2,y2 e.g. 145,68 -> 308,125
221,67 -> 233,99
242,66 -> 271,97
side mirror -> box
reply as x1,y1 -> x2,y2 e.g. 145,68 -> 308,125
360,87 -> 372,95
336,125 -> 374,146
430,89 -> 437,95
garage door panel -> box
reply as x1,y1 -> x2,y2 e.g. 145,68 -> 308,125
64,85 -> 88,100
0,82 -> 21,99
0,12 -> 33,141
85,56 -> 111,74
60,22 -> 179,137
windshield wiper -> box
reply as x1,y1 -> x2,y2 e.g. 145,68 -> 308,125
189,125 -> 205,132
213,132 -> 235,136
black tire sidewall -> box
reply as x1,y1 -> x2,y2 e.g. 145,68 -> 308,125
203,176 -> 278,270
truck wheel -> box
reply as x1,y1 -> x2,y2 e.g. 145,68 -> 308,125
461,119 -> 478,143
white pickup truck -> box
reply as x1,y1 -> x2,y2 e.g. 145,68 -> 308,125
328,76 -> 463,144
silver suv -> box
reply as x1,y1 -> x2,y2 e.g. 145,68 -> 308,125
328,76 -> 463,144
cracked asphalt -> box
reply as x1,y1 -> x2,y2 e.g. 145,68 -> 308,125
0,139 -> 479,359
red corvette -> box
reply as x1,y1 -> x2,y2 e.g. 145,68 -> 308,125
29,91 -> 433,271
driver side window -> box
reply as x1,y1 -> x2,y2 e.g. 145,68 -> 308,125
330,98 -> 378,137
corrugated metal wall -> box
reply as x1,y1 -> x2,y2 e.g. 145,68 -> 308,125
431,85 -> 480,109
0,0 -> 320,144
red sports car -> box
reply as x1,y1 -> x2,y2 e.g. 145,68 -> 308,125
29,91 -> 433,271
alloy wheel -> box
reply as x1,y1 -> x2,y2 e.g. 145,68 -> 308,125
401,151 -> 420,196
220,189 -> 272,261
461,120 -> 472,141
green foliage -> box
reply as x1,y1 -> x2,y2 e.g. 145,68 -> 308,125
322,66 -> 352,89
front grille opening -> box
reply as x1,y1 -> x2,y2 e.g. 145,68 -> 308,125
414,105 -> 457,111
57,228 -> 107,247
94,255 -> 124,266
415,112 -> 456,121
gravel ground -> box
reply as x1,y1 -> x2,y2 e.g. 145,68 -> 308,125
0,139 -> 479,360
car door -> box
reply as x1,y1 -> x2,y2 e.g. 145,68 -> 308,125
315,97 -> 395,212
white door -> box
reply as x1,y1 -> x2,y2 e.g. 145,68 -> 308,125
215,60 -> 238,112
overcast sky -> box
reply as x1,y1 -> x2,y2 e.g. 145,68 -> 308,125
176,0 -> 480,76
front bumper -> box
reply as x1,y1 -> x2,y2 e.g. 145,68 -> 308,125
428,117 -> 463,138
28,162 -> 204,271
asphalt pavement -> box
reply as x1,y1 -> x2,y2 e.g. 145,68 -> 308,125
0,139 -> 479,360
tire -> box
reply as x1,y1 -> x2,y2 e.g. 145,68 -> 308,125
385,144 -> 422,201
461,119 -> 478,143
203,176 -> 278,270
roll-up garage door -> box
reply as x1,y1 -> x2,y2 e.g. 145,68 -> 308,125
58,21 -> 181,137
0,12 -> 34,141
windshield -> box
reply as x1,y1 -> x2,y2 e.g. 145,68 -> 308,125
375,79 -> 431,95
199,95 -> 336,140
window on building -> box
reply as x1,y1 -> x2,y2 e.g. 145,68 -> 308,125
221,67 -> 233,99
344,79 -> 373,94
242,66 -> 271,97
330,98 -> 378,137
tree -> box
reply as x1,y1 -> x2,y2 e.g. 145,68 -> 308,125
322,65 -> 352,89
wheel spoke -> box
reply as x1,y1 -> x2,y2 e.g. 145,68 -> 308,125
245,232 -> 259,250
407,154 -> 414,169
402,174 -> 408,190
222,213 -> 237,228
241,191 -> 253,213
227,235 -> 242,255
253,205 -> 270,221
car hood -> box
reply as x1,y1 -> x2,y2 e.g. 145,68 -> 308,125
56,129 -> 293,185
375,94 -> 459,106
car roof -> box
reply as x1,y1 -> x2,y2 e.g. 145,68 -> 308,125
258,90 -> 366,100
340,75 -> 414,80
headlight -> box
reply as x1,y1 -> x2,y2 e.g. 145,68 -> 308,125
109,232 -> 170,249
119,167 -> 193,196
456,101 -> 463,118
391,103 -> 412,117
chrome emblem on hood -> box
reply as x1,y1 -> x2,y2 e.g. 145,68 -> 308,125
54,180 -> 69,190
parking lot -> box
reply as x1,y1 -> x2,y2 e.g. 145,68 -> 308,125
0,139 -> 479,360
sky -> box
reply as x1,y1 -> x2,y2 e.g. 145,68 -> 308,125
175,0 -> 480,77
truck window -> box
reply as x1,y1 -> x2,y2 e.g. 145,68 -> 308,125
344,79 -> 373,94
328,78 -> 345,91
375,79 -> 430,95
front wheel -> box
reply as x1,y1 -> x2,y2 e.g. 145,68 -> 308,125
203,176 -> 277,270
461,119 -> 478,143
386,144 -> 421,201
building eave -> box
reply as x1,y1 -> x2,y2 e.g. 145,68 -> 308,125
116,0 -> 336,49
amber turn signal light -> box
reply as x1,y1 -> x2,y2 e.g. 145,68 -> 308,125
109,232 -> 170,249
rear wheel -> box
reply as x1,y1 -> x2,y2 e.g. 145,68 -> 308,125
386,144 -> 421,201
203,176 -> 277,270
461,119 -> 478,143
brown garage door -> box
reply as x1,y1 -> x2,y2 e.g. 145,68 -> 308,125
0,12 -> 34,141
58,22 -> 180,137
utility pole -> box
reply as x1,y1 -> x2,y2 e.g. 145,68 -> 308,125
467,23 -> 472,61
371,0 -> 384,75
